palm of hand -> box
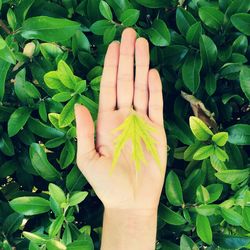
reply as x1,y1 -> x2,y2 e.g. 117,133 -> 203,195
75,28 -> 167,210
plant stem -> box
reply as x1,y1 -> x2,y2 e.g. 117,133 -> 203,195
0,20 -> 11,34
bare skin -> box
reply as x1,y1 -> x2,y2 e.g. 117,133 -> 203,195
74,27 -> 167,250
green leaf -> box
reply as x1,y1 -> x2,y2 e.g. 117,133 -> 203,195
48,215 -> 64,238
21,16 -> 81,42
9,196 -> 50,215
186,22 -> 202,46
0,59 -> 10,101
176,7 -> 196,35
199,35 -> 217,69
23,231 -> 47,244
7,8 -> 17,31
52,92 -> 72,102
90,19 -> 113,35
165,171 -> 184,206
67,237 -> 94,250
59,140 -> 75,169
182,52 -> 202,93
119,9 -> 140,26
48,183 -> 66,205
59,96 -> 78,128
180,235 -> 199,250
66,166 -> 87,192
225,0 -> 250,18
210,155 -> 227,171
3,213 -> 24,235
231,13 -> 250,35
220,207 -> 243,226
69,191 -> 88,206
213,234 -> 250,249
158,203 -> 186,225
14,69 -> 41,104
196,214 -> 212,245
0,159 -> 17,178
145,19 -> 170,47
196,185 -> 210,204
214,147 -> 229,161
215,169 -> 249,184
205,72 -> 217,96
27,117 -> 65,139
72,30 -> 91,54
46,239 -> 66,250
193,145 -> 214,160
195,204 -> 218,216
110,108 -> 164,174
239,66 -> 250,100
206,184 -> 223,203
0,35 -> 16,64
44,71 -> 70,92
57,60 -> 77,90
226,124 -> 250,145
29,143 -> 61,181
232,35 -> 248,54
134,0 -> 167,8
0,132 -> 15,156
99,0 -> 113,20
167,116 -> 195,145
199,7 -> 224,30
212,132 -> 228,146
189,116 -> 213,141
103,25 -> 116,44
8,107 -> 31,137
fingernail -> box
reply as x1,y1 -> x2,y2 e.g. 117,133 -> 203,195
74,103 -> 81,110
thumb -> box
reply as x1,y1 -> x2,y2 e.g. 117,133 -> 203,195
74,103 -> 97,162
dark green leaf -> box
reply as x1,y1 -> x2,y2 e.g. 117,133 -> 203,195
29,143 -> 61,181
176,7 -> 196,35
199,7 -> 224,30
8,107 -> 31,137
158,203 -> 186,225
231,13 -> 250,35
145,19 -> 170,47
21,16 -> 81,42
199,35 -> 217,69
182,52 -> 202,93
226,124 -> 250,145
239,66 -> 250,100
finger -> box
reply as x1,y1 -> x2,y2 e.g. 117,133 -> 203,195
74,104 -> 98,163
148,69 -> 164,126
133,37 -> 149,114
117,28 -> 136,109
99,41 -> 120,112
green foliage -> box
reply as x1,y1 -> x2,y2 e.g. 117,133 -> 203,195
0,0 -> 249,249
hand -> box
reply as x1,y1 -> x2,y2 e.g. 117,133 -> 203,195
74,28 -> 167,211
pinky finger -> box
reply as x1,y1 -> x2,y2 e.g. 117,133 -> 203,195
148,68 -> 164,126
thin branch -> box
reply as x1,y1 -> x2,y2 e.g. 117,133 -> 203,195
0,19 -> 11,35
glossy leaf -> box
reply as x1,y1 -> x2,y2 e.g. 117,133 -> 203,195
29,143 -> 61,181
196,214 -> 212,245
165,171 -> 184,206
21,16 -> 81,42
10,196 -> 50,215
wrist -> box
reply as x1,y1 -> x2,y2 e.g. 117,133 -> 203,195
103,206 -> 158,218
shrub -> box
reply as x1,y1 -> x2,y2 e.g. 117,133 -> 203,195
0,0 -> 250,249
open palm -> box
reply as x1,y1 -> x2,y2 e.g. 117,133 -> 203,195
74,28 -> 167,211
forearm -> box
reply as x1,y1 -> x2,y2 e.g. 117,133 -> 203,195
100,207 -> 158,250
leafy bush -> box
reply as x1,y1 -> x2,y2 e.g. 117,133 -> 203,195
0,0 -> 250,249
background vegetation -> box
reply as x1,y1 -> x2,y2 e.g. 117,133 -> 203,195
0,0 -> 249,249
